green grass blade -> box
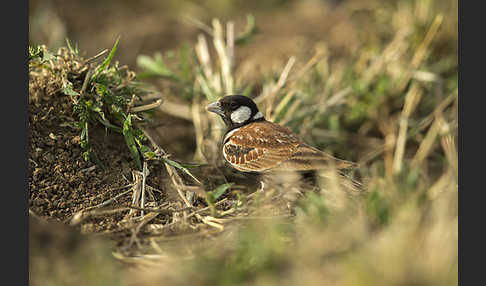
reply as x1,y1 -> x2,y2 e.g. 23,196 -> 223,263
92,36 -> 120,80
123,115 -> 142,170
210,183 -> 234,201
136,53 -> 174,78
235,14 -> 256,45
162,157 -> 201,184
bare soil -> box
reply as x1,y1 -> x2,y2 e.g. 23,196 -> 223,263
28,91 -> 170,240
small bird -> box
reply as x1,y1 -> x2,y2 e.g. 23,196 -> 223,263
206,95 -> 358,174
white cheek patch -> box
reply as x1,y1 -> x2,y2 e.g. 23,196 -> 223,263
253,111 -> 264,120
230,106 -> 252,124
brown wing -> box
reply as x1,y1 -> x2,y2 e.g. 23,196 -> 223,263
224,121 -> 357,172
223,121 -> 299,172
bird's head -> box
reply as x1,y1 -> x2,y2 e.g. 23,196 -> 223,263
206,95 -> 265,129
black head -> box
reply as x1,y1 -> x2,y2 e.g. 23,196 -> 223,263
206,95 -> 265,130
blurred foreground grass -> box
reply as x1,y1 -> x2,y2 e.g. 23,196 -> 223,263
29,0 -> 457,285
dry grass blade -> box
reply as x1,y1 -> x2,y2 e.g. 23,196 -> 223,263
76,68 -> 93,103
128,170 -> 144,217
131,99 -> 163,113
226,21 -> 234,71
183,15 -> 214,36
441,135 -> 457,177
186,198 -> 229,218
127,205 -> 194,214
83,49 -> 108,64
139,127 -> 205,218
392,83 -> 423,174
129,212 -> 160,249
191,97 -> 206,161
70,207 -> 131,226
361,28 -> 410,88
325,87 -> 352,107
417,90 -> 457,132
141,161 -> 149,217
158,100 -> 192,121
396,14 -> 444,92
195,35 -> 213,86
279,97 -> 302,125
254,56 -> 295,106
428,169 -> 457,199
270,90 -> 295,122
410,115 -> 441,169
69,186 -> 134,225
217,215 -> 291,222
165,164 -> 224,230
437,114 -> 458,178
297,87 -> 352,129
378,117 -> 398,178
213,18 -> 234,94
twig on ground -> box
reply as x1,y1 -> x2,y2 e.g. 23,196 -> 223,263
129,212 -> 160,249
131,99 -> 163,113
68,185 -> 134,225
127,205 -> 194,214
69,207 -> 131,226
141,161 -> 148,216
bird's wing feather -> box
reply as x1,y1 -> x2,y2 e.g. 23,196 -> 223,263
225,121 -> 358,172
224,122 -> 298,172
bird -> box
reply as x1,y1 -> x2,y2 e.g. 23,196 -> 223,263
206,95 -> 359,174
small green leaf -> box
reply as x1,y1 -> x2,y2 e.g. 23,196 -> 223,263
143,151 -> 156,159
205,183 -> 234,217
62,81 -> 79,96
92,36 -> 120,80
65,38 -> 78,55
62,86 -> 80,96
235,14 -> 257,45
210,183 -> 234,201
179,43 -> 191,82
95,83 -> 109,97
96,115 -> 122,133
162,157 -> 201,184
80,122 -> 88,140
177,162 -> 202,169
138,145 -> 152,153
162,157 -> 185,169
28,46 -> 44,61
136,53 -> 174,78
41,50 -> 56,62
91,105 -> 102,113
83,150 -> 90,161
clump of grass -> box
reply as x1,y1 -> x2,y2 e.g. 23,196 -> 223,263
29,38 -> 162,170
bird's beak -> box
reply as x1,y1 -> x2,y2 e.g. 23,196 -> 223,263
206,101 -> 224,115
